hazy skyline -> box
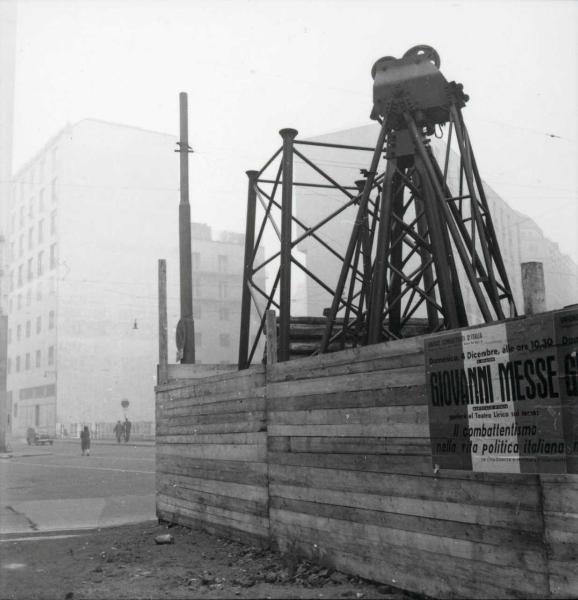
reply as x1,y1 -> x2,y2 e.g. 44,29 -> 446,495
9,0 -> 578,261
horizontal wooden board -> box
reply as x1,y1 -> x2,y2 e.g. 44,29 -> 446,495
156,509 -> 269,548
156,417 -> 266,436
157,455 -> 268,487
267,336 -> 425,382
548,560 -> 578,598
159,482 -> 268,517
162,396 -> 265,417
156,442 -> 266,462
269,405 -> 428,427
269,464 -> 542,510
271,525 -> 549,599
270,495 -> 543,552
158,473 -> 268,503
267,385 -> 427,412
267,366 -> 425,399
268,450 -> 432,476
268,422 -> 429,438
269,483 -> 541,530
157,432 -> 267,446
270,435 -> 430,456
268,351 -> 425,383
157,495 -> 269,537
271,507 -> 546,571
158,409 -> 265,428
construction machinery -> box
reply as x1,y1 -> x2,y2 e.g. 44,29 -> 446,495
238,45 -> 517,368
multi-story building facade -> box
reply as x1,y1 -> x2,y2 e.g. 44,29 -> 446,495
294,124 -> 577,321
190,222 -> 265,364
5,119 -> 263,438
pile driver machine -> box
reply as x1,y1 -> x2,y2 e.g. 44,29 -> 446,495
238,45 -> 517,369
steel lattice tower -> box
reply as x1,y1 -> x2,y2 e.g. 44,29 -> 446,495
319,45 -> 517,351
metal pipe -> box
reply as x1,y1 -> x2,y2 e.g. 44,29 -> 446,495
238,170 -> 258,370
278,128 -> 298,362
367,159 -> 396,344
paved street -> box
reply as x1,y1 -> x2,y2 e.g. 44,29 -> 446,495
0,440 -> 156,535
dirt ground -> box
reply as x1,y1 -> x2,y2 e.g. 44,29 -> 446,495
0,521 -> 426,600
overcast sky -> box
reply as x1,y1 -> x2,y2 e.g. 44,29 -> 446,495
11,0 -> 578,261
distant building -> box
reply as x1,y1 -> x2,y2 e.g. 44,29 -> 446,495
294,124 -> 577,320
190,222 -> 265,364
0,0 -> 17,315
5,119 -> 263,438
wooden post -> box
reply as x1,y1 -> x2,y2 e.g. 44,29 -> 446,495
266,309 -> 278,366
158,259 -> 169,385
521,261 -> 546,315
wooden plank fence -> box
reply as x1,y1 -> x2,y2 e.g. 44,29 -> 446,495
155,325 -> 578,598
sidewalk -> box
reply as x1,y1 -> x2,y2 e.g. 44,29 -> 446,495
0,438 -> 155,459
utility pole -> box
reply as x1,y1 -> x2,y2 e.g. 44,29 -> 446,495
176,92 -> 195,363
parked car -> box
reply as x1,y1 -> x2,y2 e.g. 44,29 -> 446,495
26,427 -> 54,446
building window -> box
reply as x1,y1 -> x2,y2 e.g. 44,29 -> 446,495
26,290 -> 31,306
49,310 -> 55,329
36,316 -> 42,333
219,307 -> 229,321
39,188 -> 45,212
28,227 -> 34,249
19,206 -> 24,227
16,325 -> 21,341
7,358 -> 11,374
17,294 -> 22,309
51,178 -> 57,204
16,356 -> 21,372
27,258 -> 34,282
18,265 -> 23,287
26,321 -> 31,338
38,219 -> 44,243
35,350 -> 41,368
36,282 -> 42,301
48,346 -> 55,366
25,353 -> 30,370
13,403 -> 17,418
219,333 -> 230,347
218,281 -> 228,299
37,251 -> 44,276
218,255 -> 228,273
50,210 -> 57,235
50,244 -> 57,269
18,234 -> 23,257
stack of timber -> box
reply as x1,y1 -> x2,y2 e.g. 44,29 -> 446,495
266,338 -> 552,599
280,316 -> 430,358
156,366 -> 269,545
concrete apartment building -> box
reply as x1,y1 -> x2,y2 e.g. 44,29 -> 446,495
294,124 -> 577,321
5,119 -> 263,438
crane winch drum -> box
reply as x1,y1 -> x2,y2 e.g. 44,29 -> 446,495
370,45 -> 468,130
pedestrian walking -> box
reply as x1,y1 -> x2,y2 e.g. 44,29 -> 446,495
80,426 -> 91,456
124,418 -> 132,443
113,420 -> 123,443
